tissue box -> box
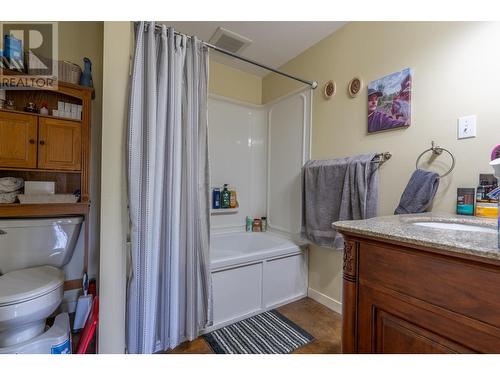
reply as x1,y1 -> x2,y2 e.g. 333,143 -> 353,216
24,181 -> 55,195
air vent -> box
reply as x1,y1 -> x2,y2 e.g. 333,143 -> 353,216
209,27 -> 252,54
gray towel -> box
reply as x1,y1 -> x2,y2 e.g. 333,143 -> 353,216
394,169 -> 440,215
301,153 -> 379,249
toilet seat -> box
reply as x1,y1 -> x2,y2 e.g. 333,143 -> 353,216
0,266 -> 64,306
0,266 -> 65,347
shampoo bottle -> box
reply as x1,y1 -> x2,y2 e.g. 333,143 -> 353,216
221,184 -> 230,209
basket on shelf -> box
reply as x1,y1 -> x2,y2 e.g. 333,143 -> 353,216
58,61 -> 82,85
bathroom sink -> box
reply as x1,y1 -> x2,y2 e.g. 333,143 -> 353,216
413,221 -> 497,234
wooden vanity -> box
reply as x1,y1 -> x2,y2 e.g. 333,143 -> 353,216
335,214 -> 500,353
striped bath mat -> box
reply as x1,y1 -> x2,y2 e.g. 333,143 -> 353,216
203,310 -> 314,354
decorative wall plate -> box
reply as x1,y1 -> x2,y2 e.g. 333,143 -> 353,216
348,76 -> 363,98
324,80 -> 336,99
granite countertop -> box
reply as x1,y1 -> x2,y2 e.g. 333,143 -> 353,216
333,213 -> 500,261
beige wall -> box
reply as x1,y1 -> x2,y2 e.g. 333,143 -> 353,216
58,22 -> 103,281
263,22 -> 500,305
99,21 -> 131,354
209,60 -> 262,104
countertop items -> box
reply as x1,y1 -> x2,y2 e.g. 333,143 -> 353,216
334,212 -> 498,261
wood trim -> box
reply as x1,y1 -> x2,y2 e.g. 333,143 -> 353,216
0,202 -> 89,218
0,166 -> 82,174
0,108 -> 82,124
342,240 -> 359,353
84,212 -> 89,273
64,278 -> 83,291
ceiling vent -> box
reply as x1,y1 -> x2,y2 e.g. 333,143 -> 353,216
208,27 -> 252,54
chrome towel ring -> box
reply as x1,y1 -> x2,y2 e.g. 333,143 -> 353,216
415,141 -> 456,178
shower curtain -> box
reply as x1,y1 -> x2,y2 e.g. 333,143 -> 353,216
127,22 -> 212,354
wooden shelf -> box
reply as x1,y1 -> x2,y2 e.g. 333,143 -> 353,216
0,68 -> 94,95
0,108 -> 82,124
0,202 -> 89,218
0,167 -> 82,174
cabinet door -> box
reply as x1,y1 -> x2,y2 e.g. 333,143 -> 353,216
357,285 -> 480,353
0,111 -> 38,168
38,118 -> 81,171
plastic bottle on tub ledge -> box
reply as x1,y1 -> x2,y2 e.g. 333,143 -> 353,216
261,217 -> 267,232
212,187 -> 221,209
246,216 -> 253,232
221,184 -> 230,209
229,187 -> 237,208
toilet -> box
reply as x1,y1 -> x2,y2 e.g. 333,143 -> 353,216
0,217 -> 83,352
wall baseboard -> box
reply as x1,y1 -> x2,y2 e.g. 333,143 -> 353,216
307,287 -> 342,315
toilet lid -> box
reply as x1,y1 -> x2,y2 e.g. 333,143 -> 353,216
0,266 -> 64,306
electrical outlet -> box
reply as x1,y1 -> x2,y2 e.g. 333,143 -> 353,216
457,115 -> 477,139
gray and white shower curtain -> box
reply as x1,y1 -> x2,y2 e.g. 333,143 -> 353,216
127,22 -> 212,354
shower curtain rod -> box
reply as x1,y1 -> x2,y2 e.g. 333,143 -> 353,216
145,23 -> 318,89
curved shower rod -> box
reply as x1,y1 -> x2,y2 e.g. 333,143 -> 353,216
142,22 -> 318,90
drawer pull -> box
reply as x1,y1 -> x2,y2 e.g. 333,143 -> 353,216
29,139 -> 35,144
39,140 -> 45,145
0,229 -> 6,235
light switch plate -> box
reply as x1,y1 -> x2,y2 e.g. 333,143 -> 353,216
458,115 -> 477,139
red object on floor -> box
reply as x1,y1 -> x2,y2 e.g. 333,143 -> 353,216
76,296 -> 99,354
88,279 -> 96,297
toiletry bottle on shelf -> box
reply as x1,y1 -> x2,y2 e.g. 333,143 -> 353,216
253,218 -> 262,232
246,216 -> 253,232
221,184 -> 230,209
261,217 -> 267,232
212,188 -> 221,209
230,187 -> 237,208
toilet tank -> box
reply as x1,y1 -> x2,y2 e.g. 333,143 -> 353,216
0,217 -> 83,274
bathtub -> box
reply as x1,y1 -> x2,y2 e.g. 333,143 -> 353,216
207,231 -> 308,331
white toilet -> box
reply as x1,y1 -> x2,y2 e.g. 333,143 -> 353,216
0,217 -> 83,352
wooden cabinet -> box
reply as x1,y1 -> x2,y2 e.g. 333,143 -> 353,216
341,237 -> 500,354
0,112 -> 38,169
38,118 -> 81,171
0,113 -> 82,172
0,79 -> 93,292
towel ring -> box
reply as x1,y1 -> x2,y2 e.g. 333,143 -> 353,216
415,141 -> 455,178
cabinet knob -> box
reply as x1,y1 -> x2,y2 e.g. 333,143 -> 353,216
29,139 -> 35,144
39,140 -> 45,145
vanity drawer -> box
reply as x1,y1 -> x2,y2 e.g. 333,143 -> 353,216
358,240 -> 500,328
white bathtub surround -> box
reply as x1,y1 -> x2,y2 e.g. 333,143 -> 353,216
208,96 -> 268,230
208,89 -> 311,237
206,231 -> 308,331
267,90 -> 312,238
127,23 -> 212,354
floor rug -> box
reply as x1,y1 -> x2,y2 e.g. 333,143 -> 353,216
203,310 -> 314,354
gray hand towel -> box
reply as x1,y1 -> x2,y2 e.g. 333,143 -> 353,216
394,169 -> 440,215
301,153 -> 379,249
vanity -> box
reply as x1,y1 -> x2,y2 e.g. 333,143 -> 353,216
334,213 -> 500,353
